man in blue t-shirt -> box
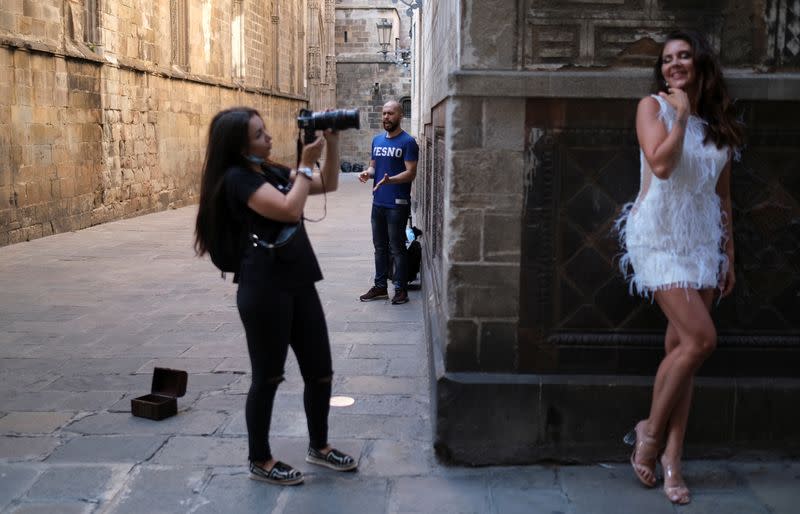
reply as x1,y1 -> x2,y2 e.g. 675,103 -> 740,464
358,100 -> 419,305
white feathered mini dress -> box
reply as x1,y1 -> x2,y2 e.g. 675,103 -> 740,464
617,94 -> 731,297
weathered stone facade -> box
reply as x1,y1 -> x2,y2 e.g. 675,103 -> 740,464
334,1 -> 413,169
415,0 -> 800,464
307,0 -> 337,109
1,0 -> 334,246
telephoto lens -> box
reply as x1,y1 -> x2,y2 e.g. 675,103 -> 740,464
297,108 -> 360,142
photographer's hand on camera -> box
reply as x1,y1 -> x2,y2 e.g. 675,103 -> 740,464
295,129 -> 340,195
289,129 -> 342,196
318,129 -> 340,193
245,136 -> 323,224
299,134 -> 325,169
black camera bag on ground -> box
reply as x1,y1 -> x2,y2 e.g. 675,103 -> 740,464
388,214 -> 423,284
407,227 -> 422,283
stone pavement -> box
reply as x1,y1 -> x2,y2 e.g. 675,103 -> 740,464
1,174 -> 798,513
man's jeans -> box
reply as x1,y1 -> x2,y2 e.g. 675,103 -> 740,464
371,204 -> 409,290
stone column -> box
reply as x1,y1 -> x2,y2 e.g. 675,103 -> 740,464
444,96 -> 525,372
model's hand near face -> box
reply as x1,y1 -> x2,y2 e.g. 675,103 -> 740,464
659,88 -> 690,123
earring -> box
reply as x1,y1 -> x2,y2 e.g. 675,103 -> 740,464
664,80 -> 669,88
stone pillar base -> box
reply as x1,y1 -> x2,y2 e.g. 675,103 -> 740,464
430,364 -> 800,465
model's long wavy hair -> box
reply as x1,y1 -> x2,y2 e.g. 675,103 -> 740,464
653,29 -> 744,150
194,107 -> 260,257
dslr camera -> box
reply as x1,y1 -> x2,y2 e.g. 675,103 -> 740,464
297,108 -> 360,143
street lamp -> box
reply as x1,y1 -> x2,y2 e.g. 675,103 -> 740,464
376,18 -> 393,60
376,18 -> 412,68
391,0 -> 423,17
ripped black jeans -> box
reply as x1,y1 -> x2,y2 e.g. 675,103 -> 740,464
237,282 -> 332,463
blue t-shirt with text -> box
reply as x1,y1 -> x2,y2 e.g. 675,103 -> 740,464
371,131 -> 419,208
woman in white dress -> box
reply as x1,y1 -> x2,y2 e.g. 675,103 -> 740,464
617,29 -> 744,505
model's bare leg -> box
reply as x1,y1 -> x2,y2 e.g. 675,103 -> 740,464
660,322 -> 683,442
657,289 -> 714,504
662,290 -> 714,456
632,288 -> 716,489
660,319 -> 693,504
629,318 -> 682,487
650,321 -> 681,420
645,288 -> 716,436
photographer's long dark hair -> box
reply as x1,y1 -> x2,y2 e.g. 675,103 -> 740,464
652,29 -> 744,150
194,107 -> 259,257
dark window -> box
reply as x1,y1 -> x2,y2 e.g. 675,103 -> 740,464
401,97 -> 411,118
84,0 -> 99,44
171,0 -> 189,67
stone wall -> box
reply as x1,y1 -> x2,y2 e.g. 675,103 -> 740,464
1,0 -> 333,246
307,0 -> 337,110
522,0 -> 799,68
440,95 -> 526,372
335,61 -> 411,168
418,0 -> 458,122
334,1 -> 412,168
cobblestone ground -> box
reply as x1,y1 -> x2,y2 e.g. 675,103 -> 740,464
1,175 -> 798,513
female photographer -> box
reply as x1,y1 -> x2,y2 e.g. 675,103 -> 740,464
195,107 -> 356,485
617,30 -> 744,504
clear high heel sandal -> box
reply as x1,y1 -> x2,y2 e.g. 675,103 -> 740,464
661,457 -> 691,505
623,421 -> 659,488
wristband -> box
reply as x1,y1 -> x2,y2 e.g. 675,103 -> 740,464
297,167 -> 314,180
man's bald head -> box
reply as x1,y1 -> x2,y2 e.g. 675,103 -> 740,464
383,100 -> 403,116
381,100 -> 403,134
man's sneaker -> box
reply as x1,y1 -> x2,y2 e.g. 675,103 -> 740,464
305,447 -> 358,471
249,461 -> 304,485
391,288 -> 409,305
359,286 -> 388,302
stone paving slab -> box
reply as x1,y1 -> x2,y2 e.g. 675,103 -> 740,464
282,476 -> 389,514
22,464 -> 128,504
389,475 -> 492,513
739,461 -> 800,514
101,465 -> 208,514
0,437 -> 62,462
0,465 -> 41,511
358,440 -> 435,477
6,502 -> 95,514
335,375 -> 425,395
0,412 -> 76,435
149,437 -> 248,467
191,472 -> 283,514
63,411 -> 227,436
0,391 -> 124,412
560,466 -> 676,514
45,435 -> 168,464
1,176 -> 799,513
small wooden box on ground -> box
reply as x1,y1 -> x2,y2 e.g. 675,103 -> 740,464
131,367 -> 188,420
